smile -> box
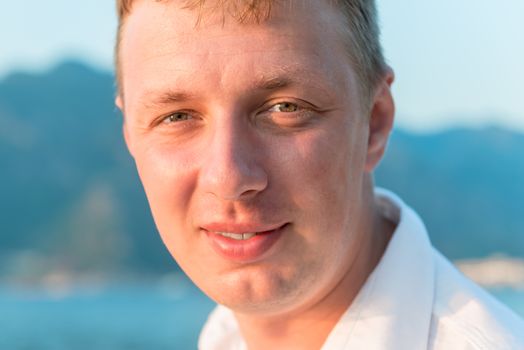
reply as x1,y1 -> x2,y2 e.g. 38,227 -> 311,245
214,232 -> 258,240
202,223 -> 288,263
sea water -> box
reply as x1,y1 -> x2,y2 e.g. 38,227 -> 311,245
0,282 -> 215,350
1,284 -> 522,350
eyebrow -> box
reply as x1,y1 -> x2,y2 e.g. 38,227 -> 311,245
141,90 -> 196,109
140,68 -> 331,109
251,68 -> 333,98
254,76 -> 293,91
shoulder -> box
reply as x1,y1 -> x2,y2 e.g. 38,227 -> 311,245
429,249 -> 524,350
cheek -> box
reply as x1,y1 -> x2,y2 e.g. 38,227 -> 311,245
133,141 -> 199,249
273,121 -> 367,222
271,120 -> 369,269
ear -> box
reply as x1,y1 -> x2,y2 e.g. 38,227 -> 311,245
115,95 -> 135,158
364,67 -> 395,173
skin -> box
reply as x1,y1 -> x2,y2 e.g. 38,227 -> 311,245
117,0 -> 396,348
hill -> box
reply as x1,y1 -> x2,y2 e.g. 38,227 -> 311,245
376,128 -> 524,258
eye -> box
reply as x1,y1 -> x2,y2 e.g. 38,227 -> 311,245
258,100 -> 317,129
268,102 -> 300,113
161,112 -> 193,124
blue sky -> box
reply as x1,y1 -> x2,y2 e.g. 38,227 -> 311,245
1,0 -> 523,132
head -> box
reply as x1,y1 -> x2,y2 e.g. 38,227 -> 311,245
115,0 -> 387,105
116,0 -> 395,317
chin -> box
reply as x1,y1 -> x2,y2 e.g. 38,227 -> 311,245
198,261 -> 320,316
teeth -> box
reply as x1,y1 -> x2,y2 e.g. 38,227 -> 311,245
242,233 -> 256,240
216,232 -> 257,240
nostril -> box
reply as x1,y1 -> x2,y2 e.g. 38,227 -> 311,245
199,129 -> 269,200
199,169 -> 268,201
239,188 -> 262,199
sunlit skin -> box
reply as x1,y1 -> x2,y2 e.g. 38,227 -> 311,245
117,0 -> 395,348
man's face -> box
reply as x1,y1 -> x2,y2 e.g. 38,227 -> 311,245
119,0 -> 381,315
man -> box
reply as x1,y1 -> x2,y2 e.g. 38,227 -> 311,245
114,0 -> 524,348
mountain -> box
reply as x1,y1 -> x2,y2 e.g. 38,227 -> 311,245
0,61 -> 176,282
0,61 -> 522,281
376,128 -> 524,259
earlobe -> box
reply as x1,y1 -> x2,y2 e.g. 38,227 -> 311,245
115,95 -> 135,158
115,95 -> 124,111
122,124 -> 135,158
364,68 -> 395,173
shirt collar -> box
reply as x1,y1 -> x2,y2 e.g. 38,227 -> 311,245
199,188 -> 436,350
321,188 -> 436,349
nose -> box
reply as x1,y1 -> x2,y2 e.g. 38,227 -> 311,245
198,120 -> 268,201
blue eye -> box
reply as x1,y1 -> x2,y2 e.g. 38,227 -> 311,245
268,102 -> 300,113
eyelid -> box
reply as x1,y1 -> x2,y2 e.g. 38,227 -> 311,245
268,101 -> 299,112
148,99 -> 320,128
264,98 -> 317,112
151,110 -> 196,128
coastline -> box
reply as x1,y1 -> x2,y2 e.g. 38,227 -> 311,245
3,254 -> 524,293
454,255 -> 524,289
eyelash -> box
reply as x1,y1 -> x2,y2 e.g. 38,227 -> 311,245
154,100 -> 312,128
153,110 -> 196,128
263,100 -> 316,122
267,101 -> 301,113
161,112 -> 193,124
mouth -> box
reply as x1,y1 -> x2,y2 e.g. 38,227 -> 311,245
211,228 -> 277,241
202,223 -> 288,263
214,232 -> 258,240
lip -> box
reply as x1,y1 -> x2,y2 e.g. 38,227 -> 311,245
202,223 -> 288,263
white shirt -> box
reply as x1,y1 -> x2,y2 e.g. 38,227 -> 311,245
199,189 -> 524,350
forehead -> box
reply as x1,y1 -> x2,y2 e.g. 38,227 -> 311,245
119,0 -> 356,105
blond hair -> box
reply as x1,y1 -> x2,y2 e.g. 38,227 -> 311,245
115,0 -> 387,102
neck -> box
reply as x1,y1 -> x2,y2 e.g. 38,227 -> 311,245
235,179 -> 395,350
